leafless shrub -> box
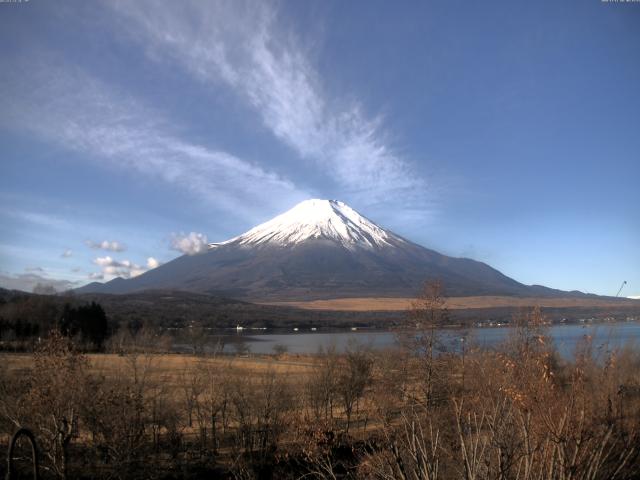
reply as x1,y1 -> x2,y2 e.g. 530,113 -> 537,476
106,324 -> 172,355
80,351 -> 162,478
19,331 -> 88,479
273,343 -> 289,357
362,405 -> 441,480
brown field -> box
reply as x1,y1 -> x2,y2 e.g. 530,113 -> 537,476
263,295 -> 639,311
1,352 -> 316,385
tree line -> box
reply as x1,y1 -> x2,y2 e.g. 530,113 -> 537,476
0,294 -> 112,350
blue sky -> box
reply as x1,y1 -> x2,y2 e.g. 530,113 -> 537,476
0,0 -> 638,297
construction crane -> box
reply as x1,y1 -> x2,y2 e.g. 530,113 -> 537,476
616,280 -> 627,297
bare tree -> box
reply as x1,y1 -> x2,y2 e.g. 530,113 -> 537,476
306,345 -> 340,427
404,280 -> 449,406
180,361 -> 204,428
228,369 -> 294,478
23,331 -> 88,479
337,344 -> 373,434
195,359 -> 233,453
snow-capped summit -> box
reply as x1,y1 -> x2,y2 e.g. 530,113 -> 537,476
210,199 -> 405,250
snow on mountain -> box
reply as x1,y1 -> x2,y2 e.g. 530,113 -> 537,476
209,199 -> 405,250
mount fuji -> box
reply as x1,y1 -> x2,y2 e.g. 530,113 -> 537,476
77,199 -> 580,300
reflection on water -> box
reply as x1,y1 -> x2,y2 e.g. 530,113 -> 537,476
176,322 -> 640,358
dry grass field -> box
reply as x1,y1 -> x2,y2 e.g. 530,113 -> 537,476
262,295 -> 640,311
1,351 -> 316,387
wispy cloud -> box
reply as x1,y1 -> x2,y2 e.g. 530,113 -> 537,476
2,209 -> 69,229
85,240 -> 126,252
107,0 -> 428,206
0,54 -> 307,221
25,266 -> 45,273
61,249 -> 73,258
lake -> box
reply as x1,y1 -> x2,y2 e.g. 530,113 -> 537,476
180,321 -> 640,359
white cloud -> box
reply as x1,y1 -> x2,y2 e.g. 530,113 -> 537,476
85,240 -> 126,252
93,256 -> 148,279
107,1 -> 428,206
94,256 -> 118,267
170,232 -> 209,255
146,257 -> 161,269
628,295 -> 640,300
88,272 -> 104,280
0,55 -> 308,221
61,249 -> 73,258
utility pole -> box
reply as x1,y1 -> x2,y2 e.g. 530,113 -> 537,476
616,280 -> 627,297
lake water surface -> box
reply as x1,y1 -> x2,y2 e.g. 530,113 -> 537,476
222,322 -> 640,358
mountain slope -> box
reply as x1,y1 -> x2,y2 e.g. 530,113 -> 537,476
76,199 -> 583,300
